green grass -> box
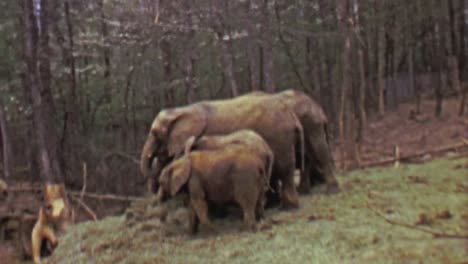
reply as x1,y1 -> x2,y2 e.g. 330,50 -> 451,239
48,158 -> 468,264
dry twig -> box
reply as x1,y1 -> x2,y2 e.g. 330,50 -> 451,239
71,162 -> 97,221
70,196 -> 97,221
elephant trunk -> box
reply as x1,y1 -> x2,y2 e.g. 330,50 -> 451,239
155,187 -> 165,203
140,133 -> 157,181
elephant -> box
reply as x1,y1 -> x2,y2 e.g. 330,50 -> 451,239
141,93 -> 303,208
155,144 -> 268,233
248,89 -> 339,194
184,129 -> 276,190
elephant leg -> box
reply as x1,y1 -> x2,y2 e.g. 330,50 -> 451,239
307,125 -> 339,193
188,205 -> 199,234
243,209 -> 257,232
146,177 -> 154,195
277,152 -> 299,209
255,193 -> 265,221
297,155 -> 312,194
281,174 -> 299,209
265,177 -> 281,209
237,196 -> 257,232
190,195 -> 213,233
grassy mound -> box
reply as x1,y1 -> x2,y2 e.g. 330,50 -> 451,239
48,157 -> 468,264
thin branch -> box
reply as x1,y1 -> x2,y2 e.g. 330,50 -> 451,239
80,162 -> 87,201
69,191 -> 144,202
70,196 -> 97,221
367,203 -> 468,239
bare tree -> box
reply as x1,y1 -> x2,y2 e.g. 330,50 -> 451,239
22,0 -> 64,184
260,0 -> 276,92
212,1 -> 239,97
0,104 -> 13,179
376,0 -> 386,115
337,0 -> 352,170
244,0 -> 260,91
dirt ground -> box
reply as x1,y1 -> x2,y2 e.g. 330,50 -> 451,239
44,156 -> 468,264
351,97 -> 467,166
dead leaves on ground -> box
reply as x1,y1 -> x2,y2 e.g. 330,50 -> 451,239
415,210 -> 453,226
307,214 -> 336,222
406,175 -> 429,184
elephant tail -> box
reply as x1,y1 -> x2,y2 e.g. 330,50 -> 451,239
266,152 -> 275,193
294,113 -> 305,176
323,123 -> 336,171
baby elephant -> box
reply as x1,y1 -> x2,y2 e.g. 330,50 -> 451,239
156,144 -> 268,234
184,129 -> 274,187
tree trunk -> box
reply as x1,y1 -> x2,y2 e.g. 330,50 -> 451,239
460,82 -> 467,115
160,38 -> 174,107
261,0 -> 276,92
355,0 -> 367,147
64,0 -> 78,127
337,0 -> 352,171
458,0 -> 466,80
184,3 -> 198,103
244,0 -> 259,91
23,0 -> 64,184
211,1 -> 239,97
274,2 -> 306,91
0,104 -> 13,179
376,0 -> 386,115
217,36 -> 239,97
307,38 -> 322,98
184,55 -> 197,103
435,72 -> 444,118
98,0 -> 111,102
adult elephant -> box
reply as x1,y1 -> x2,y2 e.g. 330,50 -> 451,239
140,94 -> 303,209
249,89 -> 339,194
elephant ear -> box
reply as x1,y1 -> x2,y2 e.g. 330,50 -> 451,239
167,108 -> 207,157
184,136 -> 197,155
170,157 -> 191,196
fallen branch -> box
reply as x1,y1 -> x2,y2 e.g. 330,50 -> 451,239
70,196 -> 97,221
8,183 -> 144,202
448,151 -> 468,160
70,162 -> 98,221
360,140 -> 468,168
69,191 -> 144,202
367,203 -> 468,239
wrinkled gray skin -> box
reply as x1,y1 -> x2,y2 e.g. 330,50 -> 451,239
141,94 -> 302,208
249,89 -> 339,194
155,145 -> 268,233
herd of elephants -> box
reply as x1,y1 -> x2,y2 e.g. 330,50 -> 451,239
1,89 -> 342,264
139,89 -> 340,233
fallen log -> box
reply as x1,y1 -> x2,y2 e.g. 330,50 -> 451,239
360,140 -> 468,169
68,191 -> 144,202
8,186 -> 143,202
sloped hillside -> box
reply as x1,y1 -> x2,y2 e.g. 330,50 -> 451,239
48,157 -> 468,264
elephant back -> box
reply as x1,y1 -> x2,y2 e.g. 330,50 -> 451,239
203,95 -> 296,138
276,90 -> 328,125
